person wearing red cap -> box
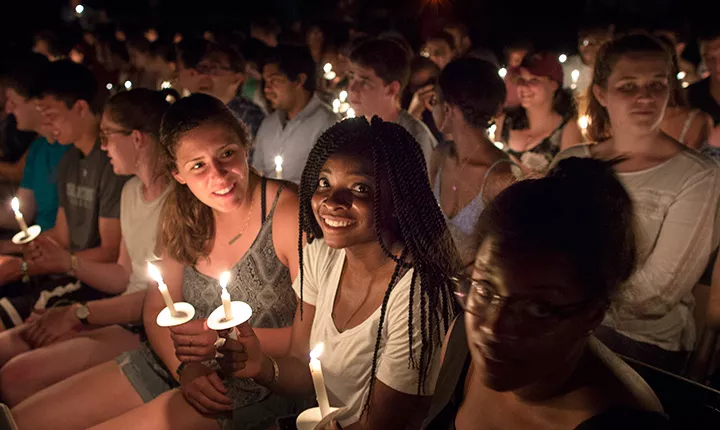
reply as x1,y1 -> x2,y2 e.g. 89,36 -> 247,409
495,52 -> 584,173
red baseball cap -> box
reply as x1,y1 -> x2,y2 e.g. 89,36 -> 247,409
520,52 -> 564,85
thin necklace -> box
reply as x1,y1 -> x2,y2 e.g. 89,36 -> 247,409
228,184 -> 257,245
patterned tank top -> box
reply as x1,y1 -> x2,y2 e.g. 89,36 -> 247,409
183,180 -> 297,409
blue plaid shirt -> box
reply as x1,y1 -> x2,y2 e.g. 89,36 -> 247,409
227,94 -> 265,139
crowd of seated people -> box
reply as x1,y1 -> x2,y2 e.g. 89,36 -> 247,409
1,6 -> 720,430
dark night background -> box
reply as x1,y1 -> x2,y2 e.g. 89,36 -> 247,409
2,0 -> 715,62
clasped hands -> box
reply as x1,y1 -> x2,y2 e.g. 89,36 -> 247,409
169,320 -> 265,415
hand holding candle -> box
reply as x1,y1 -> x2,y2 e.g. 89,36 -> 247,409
309,343 -> 331,418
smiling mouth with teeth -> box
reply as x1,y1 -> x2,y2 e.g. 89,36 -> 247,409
214,183 -> 235,196
323,217 -> 356,228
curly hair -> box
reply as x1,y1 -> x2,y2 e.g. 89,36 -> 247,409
298,117 -> 461,412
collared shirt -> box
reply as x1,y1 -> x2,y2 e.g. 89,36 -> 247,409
395,110 -> 438,168
226,93 -> 266,138
252,94 -> 339,184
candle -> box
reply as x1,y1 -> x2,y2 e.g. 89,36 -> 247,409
11,198 -> 30,237
578,115 -> 589,133
571,69 -> 580,90
558,54 -> 568,63
323,63 -> 336,81
323,63 -> 332,74
339,90 -> 348,103
332,99 -> 341,113
124,80 -> 132,89
220,271 -> 232,320
309,343 -> 331,418
274,155 -> 283,179
498,67 -> 507,79
106,83 -> 113,90
148,262 -> 178,316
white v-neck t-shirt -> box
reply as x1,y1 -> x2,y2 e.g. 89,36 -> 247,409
293,239 -> 442,426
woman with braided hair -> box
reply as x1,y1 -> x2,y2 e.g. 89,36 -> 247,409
216,116 -> 461,428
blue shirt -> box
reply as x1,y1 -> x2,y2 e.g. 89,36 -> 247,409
19,137 -> 70,230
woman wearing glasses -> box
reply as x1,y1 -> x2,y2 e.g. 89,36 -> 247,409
422,157 -> 671,429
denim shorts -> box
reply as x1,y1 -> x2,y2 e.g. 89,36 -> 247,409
116,343 -> 312,429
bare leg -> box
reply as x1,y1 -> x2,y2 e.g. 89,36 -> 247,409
88,389 -> 221,430
0,325 -> 30,367
0,325 -> 140,406
12,360 -> 144,430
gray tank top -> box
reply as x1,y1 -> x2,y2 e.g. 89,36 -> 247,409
183,182 -> 297,409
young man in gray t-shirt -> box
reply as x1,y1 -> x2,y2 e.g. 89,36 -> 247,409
0,61 -> 127,329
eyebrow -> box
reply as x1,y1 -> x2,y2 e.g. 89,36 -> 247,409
616,74 -> 668,80
182,143 -> 235,167
319,168 -> 373,180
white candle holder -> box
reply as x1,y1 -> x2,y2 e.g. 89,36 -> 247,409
156,302 -> 196,327
11,225 -> 41,245
206,301 -> 252,339
296,406 -> 343,430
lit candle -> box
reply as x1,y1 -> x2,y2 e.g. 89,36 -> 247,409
323,63 -> 336,80
106,83 -> 113,90
571,69 -> 580,90
578,115 -> 589,133
11,198 -> 30,237
498,67 -> 507,79
339,90 -> 348,103
332,99 -> 341,113
75,4 -> 84,14
346,108 -> 355,119
161,81 -> 172,89
487,124 -> 497,142
124,80 -> 132,89
309,343 -> 331,418
323,63 -> 332,74
274,155 -> 283,179
220,271 -> 232,320
148,262 -> 178,316
559,54 -> 568,63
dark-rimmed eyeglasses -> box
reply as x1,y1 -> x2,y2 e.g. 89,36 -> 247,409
450,274 -> 594,323
99,128 -> 132,144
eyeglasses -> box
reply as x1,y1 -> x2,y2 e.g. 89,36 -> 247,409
195,63 -> 234,75
99,128 -> 132,144
450,274 -> 593,323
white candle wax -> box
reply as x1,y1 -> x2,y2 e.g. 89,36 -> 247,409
274,155 -> 283,179
309,343 -> 331,418
148,263 -> 178,316
11,198 -> 30,237
219,271 -> 233,321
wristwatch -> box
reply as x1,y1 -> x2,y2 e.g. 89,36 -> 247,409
75,302 -> 90,325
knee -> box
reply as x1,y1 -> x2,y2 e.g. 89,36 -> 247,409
0,356 -> 32,406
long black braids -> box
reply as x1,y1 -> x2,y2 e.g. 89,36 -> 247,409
297,116 -> 461,417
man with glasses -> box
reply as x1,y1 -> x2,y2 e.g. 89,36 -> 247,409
0,61 -> 127,331
195,43 -> 265,138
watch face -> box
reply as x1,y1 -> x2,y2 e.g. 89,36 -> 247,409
76,305 -> 90,319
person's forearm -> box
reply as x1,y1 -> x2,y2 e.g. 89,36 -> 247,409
74,256 -> 130,295
255,327 -> 292,357
86,291 -> 146,326
75,245 -> 120,265
0,240 -> 23,255
255,354 -> 315,398
0,162 -> 25,183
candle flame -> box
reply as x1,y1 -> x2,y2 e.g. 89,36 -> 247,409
323,63 -> 332,73
124,80 -> 132,89
498,68 -> 507,79
11,197 -> 19,213
147,262 -> 163,283
339,90 -> 348,102
346,108 -> 355,119
578,115 -> 590,130
558,54 -> 567,63
274,155 -> 283,169
571,70 -> 580,82
219,271 -> 231,289
310,342 -> 324,360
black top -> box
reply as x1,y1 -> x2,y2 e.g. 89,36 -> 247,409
688,78 -> 720,125
421,317 -> 673,430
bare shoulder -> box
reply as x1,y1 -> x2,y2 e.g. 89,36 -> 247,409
263,179 -> 299,221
